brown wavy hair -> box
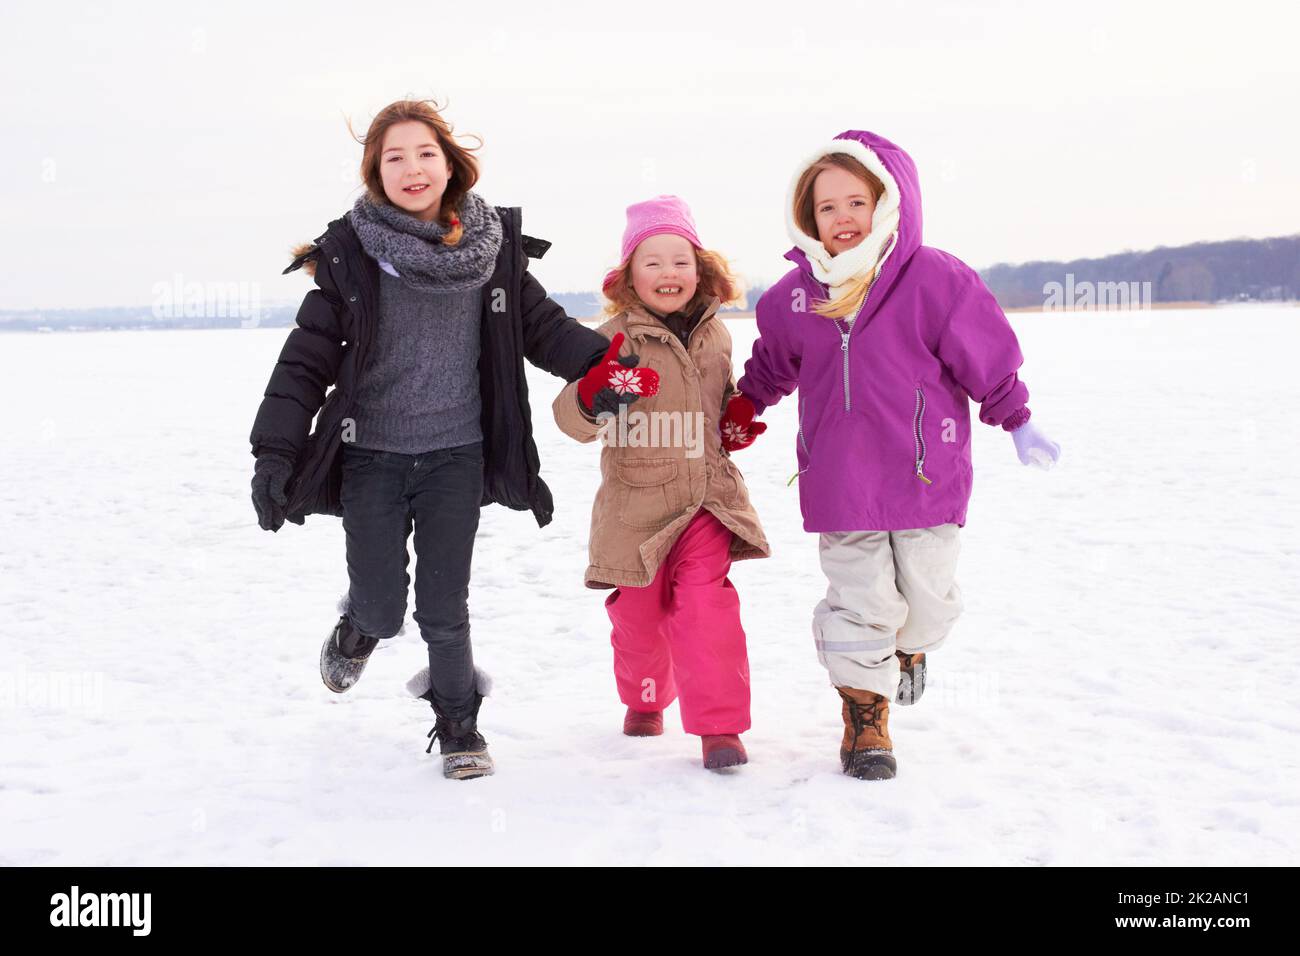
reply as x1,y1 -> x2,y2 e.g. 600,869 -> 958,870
792,152 -> 887,319
347,98 -> 482,246
602,247 -> 745,318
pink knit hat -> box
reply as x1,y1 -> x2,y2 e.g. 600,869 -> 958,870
602,194 -> 704,293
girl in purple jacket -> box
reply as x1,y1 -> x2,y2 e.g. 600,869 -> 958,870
736,130 -> 1061,781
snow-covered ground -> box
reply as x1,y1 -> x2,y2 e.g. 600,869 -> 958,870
2,304 -> 1298,865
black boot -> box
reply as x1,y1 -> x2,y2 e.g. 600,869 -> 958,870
895,650 -> 927,706
423,691 -> 494,780
320,615 -> 379,694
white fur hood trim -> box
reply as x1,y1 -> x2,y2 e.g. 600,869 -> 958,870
784,137 -> 902,292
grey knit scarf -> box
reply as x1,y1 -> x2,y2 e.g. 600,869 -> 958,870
347,190 -> 503,293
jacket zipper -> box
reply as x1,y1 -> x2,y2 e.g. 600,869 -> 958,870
789,268 -> 886,486
834,320 -> 851,411
913,386 -> 932,485
825,266 -> 882,413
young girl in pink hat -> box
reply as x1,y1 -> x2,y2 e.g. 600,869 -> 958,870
552,195 -> 771,771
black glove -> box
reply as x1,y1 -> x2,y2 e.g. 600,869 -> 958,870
251,453 -> 300,532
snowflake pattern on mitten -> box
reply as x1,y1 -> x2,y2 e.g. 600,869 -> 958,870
609,366 -> 654,396
720,394 -> 766,451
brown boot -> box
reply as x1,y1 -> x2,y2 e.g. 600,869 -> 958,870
701,734 -> 748,771
623,707 -> 664,737
837,687 -> 897,780
895,650 -> 927,706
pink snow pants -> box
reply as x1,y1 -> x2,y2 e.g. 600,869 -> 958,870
604,509 -> 751,736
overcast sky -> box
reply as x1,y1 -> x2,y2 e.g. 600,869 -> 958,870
1,0 -> 1296,310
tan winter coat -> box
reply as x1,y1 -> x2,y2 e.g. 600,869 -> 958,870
553,295 -> 770,589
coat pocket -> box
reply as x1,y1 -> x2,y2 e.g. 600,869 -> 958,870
616,457 -> 683,531
788,392 -> 813,486
912,385 -> 933,485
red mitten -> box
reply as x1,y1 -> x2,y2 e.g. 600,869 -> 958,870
577,333 -> 660,412
720,394 -> 767,451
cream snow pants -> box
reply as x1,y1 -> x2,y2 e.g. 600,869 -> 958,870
812,524 -> 963,699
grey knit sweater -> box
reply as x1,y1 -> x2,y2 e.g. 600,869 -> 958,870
350,271 -> 483,454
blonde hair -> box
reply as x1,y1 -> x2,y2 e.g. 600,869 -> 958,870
347,98 -> 483,246
602,247 -> 745,318
791,153 -> 887,320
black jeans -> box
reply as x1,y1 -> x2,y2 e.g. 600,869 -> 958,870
340,441 -> 484,720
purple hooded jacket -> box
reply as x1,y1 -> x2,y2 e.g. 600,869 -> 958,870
737,130 -> 1030,533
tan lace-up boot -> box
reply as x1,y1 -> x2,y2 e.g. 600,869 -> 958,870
837,687 -> 897,780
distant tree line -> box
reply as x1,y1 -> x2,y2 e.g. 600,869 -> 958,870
980,234 -> 1300,308
0,288 -> 772,332
7,235 -> 1291,331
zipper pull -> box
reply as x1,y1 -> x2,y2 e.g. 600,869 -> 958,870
840,332 -> 849,352
787,468 -> 806,487
915,465 -> 933,485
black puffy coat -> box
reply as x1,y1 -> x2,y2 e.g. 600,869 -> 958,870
248,207 -> 609,527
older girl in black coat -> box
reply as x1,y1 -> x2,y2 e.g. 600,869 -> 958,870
249,99 -> 639,779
